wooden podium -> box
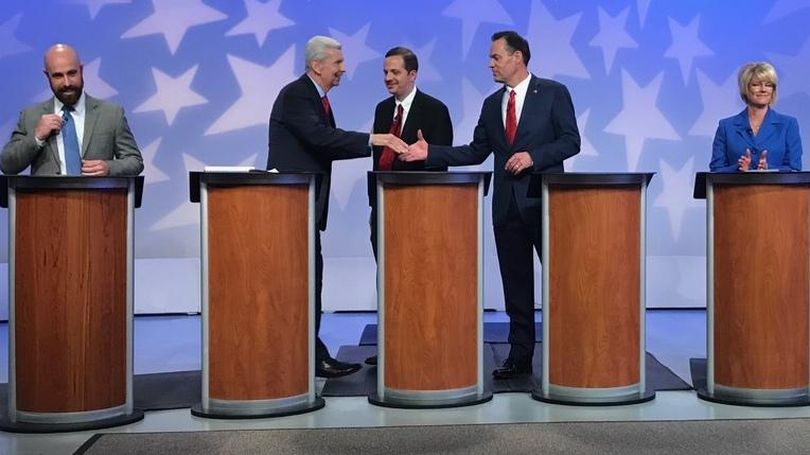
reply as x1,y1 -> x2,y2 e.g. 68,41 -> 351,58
695,172 -> 810,406
529,173 -> 655,405
189,172 -> 324,418
0,176 -> 144,433
368,171 -> 493,408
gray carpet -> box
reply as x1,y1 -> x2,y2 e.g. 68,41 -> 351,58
322,343 -> 691,396
75,419 -> 810,454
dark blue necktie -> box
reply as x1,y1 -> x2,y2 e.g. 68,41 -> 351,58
61,105 -> 82,175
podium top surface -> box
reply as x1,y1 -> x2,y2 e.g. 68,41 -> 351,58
369,171 -> 492,195
0,175 -> 144,208
189,171 -> 317,203
693,171 -> 810,199
528,172 -> 654,197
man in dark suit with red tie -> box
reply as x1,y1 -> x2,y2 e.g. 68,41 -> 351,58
267,36 -> 407,378
365,46 -> 454,366
400,31 -> 581,379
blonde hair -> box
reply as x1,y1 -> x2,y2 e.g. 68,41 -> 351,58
738,62 -> 778,105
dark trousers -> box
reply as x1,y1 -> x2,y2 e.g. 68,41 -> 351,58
493,193 -> 542,362
314,231 -> 330,361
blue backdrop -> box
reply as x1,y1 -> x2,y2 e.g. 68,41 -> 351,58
1,0 -> 809,313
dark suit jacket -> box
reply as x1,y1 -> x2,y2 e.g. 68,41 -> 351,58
267,74 -> 371,230
710,108 -> 803,172
368,89 -> 453,206
426,75 -> 580,226
0,94 -> 143,176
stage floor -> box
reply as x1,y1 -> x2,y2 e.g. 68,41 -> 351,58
3,310 -> 810,454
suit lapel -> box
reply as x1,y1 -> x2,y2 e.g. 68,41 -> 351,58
399,92 -> 418,141
731,110 -> 756,149
82,95 -> 100,157
513,77 -> 542,149
756,109 -> 780,145
491,87 -> 507,149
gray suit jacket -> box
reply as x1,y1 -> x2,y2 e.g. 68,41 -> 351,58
0,94 -> 144,176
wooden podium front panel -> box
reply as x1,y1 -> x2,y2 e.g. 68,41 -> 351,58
15,189 -> 128,412
713,185 -> 810,389
207,185 -> 309,400
383,184 -> 478,390
548,185 -> 641,388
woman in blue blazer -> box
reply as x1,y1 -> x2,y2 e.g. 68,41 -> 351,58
710,62 -> 803,172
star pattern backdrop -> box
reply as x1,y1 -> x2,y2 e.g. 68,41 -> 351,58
1,0 -> 809,312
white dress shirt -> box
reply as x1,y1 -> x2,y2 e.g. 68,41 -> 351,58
501,73 -> 532,129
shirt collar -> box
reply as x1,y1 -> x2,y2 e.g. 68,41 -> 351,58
54,91 -> 86,116
506,73 -> 532,97
395,86 -> 417,112
307,74 -> 326,98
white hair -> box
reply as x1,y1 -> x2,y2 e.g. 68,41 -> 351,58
305,36 -> 342,71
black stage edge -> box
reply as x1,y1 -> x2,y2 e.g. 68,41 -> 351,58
190,398 -> 325,420
0,408 -> 143,434
368,391 -> 493,409
531,389 -> 656,406
689,358 -> 810,407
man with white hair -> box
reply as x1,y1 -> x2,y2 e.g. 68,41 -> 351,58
267,35 -> 407,378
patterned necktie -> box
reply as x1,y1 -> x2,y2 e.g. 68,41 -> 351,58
378,103 -> 404,171
321,95 -> 334,126
61,105 -> 82,175
505,89 -> 517,146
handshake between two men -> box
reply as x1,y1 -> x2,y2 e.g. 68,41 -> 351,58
373,129 -> 536,176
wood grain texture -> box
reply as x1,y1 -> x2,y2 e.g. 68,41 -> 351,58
383,184 -> 479,390
207,185 -> 310,400
15,189 -> 128,412
713,184 -> 810,389
548,185 -> 641,388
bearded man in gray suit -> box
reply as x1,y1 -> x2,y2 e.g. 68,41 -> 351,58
1,44 -> 143,176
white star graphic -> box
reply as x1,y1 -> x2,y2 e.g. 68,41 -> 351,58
140,137 -> 170,184
399,39 -> 441,82
636,0 -> 652,28
604,70 -> 680,171
589,7 -> 638,74
0,14 -> 31,59
654,157 -> 702,240
456,78 -> 497,146
331,157 -> 372,212
664,16 -> 713,85
765,0 -> 810,24
442,0 -> 512,59
206,46 -> 296,135
768,37 -> 810,99
135,65 -> 207,125
328,23 -> 379,80
526,0 -> 590,80
226,0 -> 294,47
689,70 -> 740,137
564,108 -> 597,171
32,57 -> 118,101
151,153 -> 258,231
63,0 -> 132,19
121,0 -> 227,55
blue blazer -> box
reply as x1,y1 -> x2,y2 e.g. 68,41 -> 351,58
425,75 -> 580,226
709,108 -> 803,172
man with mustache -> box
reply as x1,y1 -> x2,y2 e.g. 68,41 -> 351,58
1,44 -> 143,176
268,35 -> 407,378
364,46 -> 454,366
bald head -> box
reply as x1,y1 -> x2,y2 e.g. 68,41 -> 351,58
43,44 -> 84,106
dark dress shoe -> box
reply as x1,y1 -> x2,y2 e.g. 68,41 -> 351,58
316,357 -> 362,378
492,358 -> 532,380
364,355 -> 377,366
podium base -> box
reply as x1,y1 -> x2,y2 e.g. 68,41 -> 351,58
531,389 -> 655,406
0,408 -> 144,434
190,397 -> 325,420
368,391 -> 492,409
696,387 -> 810,407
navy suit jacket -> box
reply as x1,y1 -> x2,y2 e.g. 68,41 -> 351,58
425,75 -> 580,226
710,108 -> 803,172
267,74 -> 370,230
368,89 -> 453,206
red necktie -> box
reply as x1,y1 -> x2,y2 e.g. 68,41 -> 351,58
505,89 -> 517,146
378,103 -> 404,171
321,95 -> 334,126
